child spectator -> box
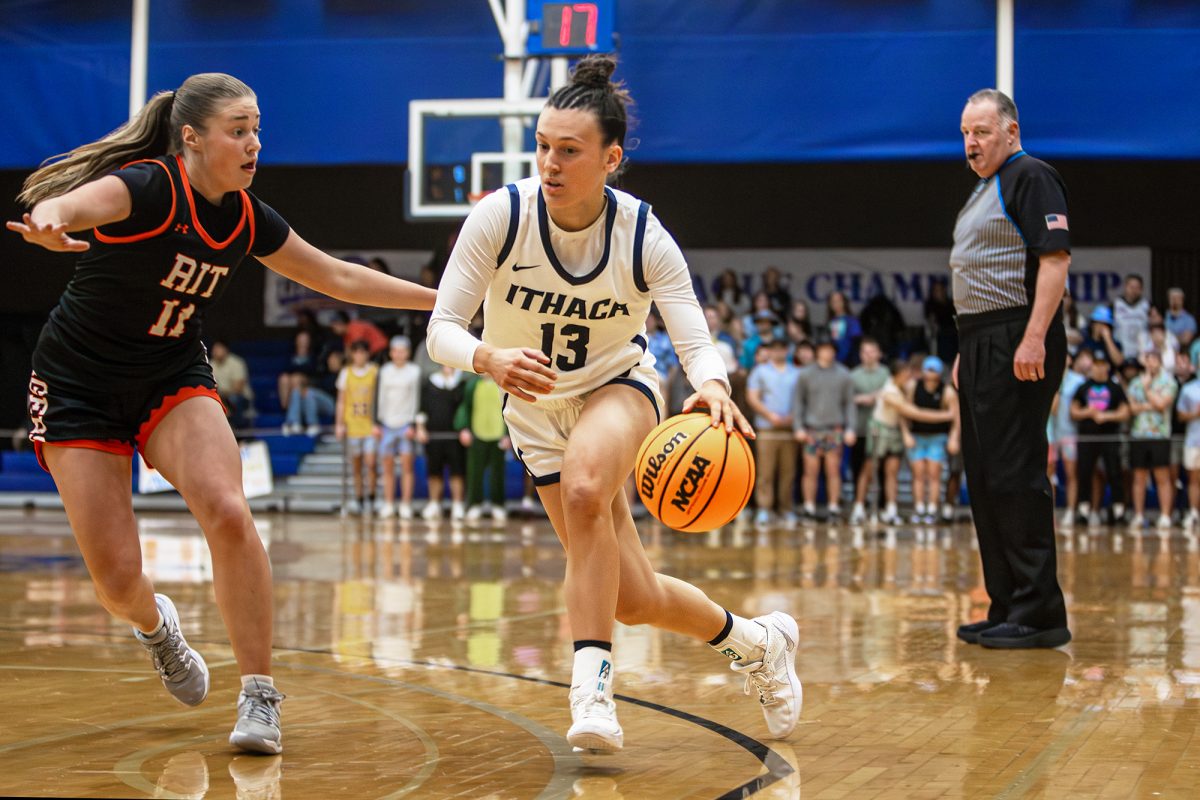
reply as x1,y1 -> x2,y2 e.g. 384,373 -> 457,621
417,364 -> 468,522
1053,349 -> 1092,527
456,374 -> 510,525
905,356 -> 959,525
375,336 -> 422,519
866,360 -> 953,524
792,337 -> 856,519
849,338 -> 890,524
747,337 -> 801,526
336,340 -> 379,514
1126,347 -> 1177,529
1071,350 -> 1130,526
866,360 -> 911,525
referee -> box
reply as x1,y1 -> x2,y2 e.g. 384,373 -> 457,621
950,89 -> 1071,649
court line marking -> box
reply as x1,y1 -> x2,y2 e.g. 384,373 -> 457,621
0,624 -> 796,798
302,683 -> 442,799
283,661 -> 583,800
280,648 -> 795,800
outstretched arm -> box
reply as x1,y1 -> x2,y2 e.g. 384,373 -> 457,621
260,231 -> 435,311
6,176 -> 132,252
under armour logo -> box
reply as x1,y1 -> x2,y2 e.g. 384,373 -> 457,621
174,223 -> 190,234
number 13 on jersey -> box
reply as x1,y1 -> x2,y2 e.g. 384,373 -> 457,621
539,322 -> 590,371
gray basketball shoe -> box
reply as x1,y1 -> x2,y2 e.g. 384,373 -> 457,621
230,678 -> 285,754
135,594 -> 210,706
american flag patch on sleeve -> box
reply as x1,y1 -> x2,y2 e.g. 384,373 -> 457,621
1045,214 -> 1069,231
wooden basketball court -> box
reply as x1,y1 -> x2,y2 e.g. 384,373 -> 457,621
1,509 -> 1198,799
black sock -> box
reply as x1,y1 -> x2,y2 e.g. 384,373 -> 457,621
574,639 -> 612,652
706,609 -> 734,646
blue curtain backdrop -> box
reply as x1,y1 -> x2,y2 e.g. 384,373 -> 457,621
1,0 -> 1197,167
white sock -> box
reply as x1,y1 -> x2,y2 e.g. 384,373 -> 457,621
241,674 -> 274,690
709,614 -> 767,664
136,612 -> 166,640
571,647 -> 614,695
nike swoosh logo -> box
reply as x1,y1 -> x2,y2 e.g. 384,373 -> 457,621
512,264 -> 541,271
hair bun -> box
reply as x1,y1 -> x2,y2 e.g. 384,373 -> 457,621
570,55 -> 616,90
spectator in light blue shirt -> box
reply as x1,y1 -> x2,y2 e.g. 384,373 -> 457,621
645,309 -> 679,407
1166,287 -> 1197,341
1053,349 -> 1091,527
746,338 -> 801,525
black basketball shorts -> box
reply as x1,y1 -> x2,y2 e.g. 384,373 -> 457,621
28,360 -> 222,472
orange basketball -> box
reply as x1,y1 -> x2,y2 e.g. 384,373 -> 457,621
635,412 -> 755,533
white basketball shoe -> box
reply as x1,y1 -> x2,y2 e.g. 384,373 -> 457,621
730,611 -> 802,739
566,657 -> 623,752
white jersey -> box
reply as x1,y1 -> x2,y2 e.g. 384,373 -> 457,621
375,361 -> 421,428
427,177 -> 727,404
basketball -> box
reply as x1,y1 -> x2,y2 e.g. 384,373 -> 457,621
635,412 -> 755,532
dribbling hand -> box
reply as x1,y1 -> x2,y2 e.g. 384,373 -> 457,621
683,379 -> 755,439
6,213 -> 90,252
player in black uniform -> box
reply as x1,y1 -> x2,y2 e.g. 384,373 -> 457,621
7,73 -> 435,753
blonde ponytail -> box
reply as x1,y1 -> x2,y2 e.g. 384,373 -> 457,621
17,72 -> 255,207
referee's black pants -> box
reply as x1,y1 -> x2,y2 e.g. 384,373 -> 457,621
957,306 -> 1068,630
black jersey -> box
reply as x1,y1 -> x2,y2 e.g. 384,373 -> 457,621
910,380 -> 950,435
34,155 -> 290,390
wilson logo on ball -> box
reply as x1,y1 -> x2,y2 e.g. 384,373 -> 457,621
640,430 -> 689,499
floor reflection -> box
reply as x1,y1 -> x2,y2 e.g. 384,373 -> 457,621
2,509 -> 1200,798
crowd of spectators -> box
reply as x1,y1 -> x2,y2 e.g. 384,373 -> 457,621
223,262 -> 1200,530
1053,275 -> 1200,530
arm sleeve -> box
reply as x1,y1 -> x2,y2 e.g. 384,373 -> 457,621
98,162 -> 173,238
247,194 -> 291,257
335,368 -> 348,392
643,214 -> 729,392
425,188 -> 511,372
1008,162 -> 1072,255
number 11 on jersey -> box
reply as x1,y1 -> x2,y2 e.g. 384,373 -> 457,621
539,322 -> 590,371
148,299 -> 196,338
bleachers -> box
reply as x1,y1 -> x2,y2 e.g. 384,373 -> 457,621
0,433 -> 312,497
234,338 -> 293,420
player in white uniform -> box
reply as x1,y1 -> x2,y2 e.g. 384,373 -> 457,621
427,55 -> 801,751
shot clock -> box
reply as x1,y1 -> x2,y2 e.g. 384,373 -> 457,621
527,0 -> 616,55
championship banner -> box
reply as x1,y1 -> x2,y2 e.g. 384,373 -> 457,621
683,247 -> 1150,323
137,440 -> 275,498
263,249 -> 432,327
